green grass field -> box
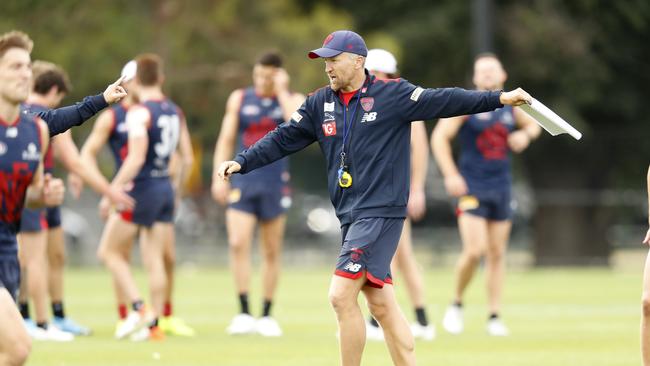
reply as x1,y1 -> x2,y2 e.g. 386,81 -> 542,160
26,262 -> 643,366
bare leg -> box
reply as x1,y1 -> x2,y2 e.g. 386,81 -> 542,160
96,215 -> 140,304
139,223 -> 171,317
225,209 -> 257,302
17,232 -> 49,325
163,227 -> 176,310
259,215 -> 286,304
0,288 -> 31,366
641,249 -> 650,366
363,284 -> 416,366
453,214 -> 489,303
485,220 -> 512,315
329,274 -> 366,366
392,219 -> 425,308
46,227 -> 65,306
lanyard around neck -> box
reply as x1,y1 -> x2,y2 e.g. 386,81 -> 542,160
341,91 -> 361,159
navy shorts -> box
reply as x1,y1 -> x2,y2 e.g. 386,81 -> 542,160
228,184 -> 291,221
0,254 -> 20,301
456,189 -> 512,221
335,218 -> 404,288
120,178 -> 175,227
19,206 -> 61,232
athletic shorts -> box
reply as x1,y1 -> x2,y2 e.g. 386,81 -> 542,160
0,254 -> 20,301
334,217 -> 404,288
120,178 -> 174,227
19,206 -> 61,232
456,189 -> 512,221
228,184 -> 291,221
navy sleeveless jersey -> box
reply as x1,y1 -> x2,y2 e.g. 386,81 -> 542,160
232,87 -> 288,187
0,113 -> 43,253
22,103 -> 54,173
133,99 -> 181,181
108,103 -> 129,173
458,106 -> 515,191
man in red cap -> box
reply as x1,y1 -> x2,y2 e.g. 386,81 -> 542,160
218,30 -> 533,365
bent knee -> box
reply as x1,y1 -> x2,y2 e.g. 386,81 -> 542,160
367,299 -> 390,321
228,235 -> 251,252
463,250 -> 483,263
262,248 -> 281,263
48,251 -> 65,268
7,337 -> 31,366
328,291 -> 356,313
486,249 -> 505,263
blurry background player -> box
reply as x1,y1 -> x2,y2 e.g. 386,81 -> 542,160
363,49 -> 434,341
81,60 -> 195,338
211,52 -> 304,336
18,61 -> 134,341
0,29 -> 126,366
81,61 -> 141,338
109,54 -> 193,341
641,164 -> 650,366
432,53 -> 541,336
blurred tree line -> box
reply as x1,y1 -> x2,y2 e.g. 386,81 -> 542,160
2,0 -> 649,264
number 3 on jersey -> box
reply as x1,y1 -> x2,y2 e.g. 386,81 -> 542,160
154,115 -> 180,158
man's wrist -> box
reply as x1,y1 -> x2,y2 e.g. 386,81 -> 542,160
93,94 -> 110,108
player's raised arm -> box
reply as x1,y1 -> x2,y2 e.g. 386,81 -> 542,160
274,68 -> 306,121
431,116 -> 468,198
34,76 -> 127,137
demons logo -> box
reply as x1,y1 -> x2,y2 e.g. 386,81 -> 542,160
476,123 -> 509,160
0,162 -> 34,224
350,248 -> 364,262
242,117 -> 277,148
360,97 -> 374,112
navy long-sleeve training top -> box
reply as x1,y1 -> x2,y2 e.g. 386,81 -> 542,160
23,94 -> 108,137
234,71 -> 503,225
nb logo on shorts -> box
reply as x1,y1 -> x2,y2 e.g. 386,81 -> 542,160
344,262 -> 362,273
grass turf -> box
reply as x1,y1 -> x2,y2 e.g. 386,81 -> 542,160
26,264 -> 642,366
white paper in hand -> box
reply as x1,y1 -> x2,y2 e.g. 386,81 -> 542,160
518,98 -> 582,140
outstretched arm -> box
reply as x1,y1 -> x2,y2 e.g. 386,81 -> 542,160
400,79 -> 532,122
35,76 -> 127,136
218,100 -> 317,179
